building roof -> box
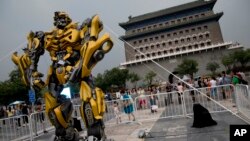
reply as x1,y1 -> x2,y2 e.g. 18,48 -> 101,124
119,0 -> 217,29
120,12 -> 223,40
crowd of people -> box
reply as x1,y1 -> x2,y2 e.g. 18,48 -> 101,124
0,103 -> 29,128
107,70 -> 248,122
0,101 -> 48,134
1,70 -> 248,128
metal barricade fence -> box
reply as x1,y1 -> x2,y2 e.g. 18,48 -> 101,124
3,84 -> 248,140
73,99 -> 129,126
134,92 -> 186,122
235,84 -> 250,121
0,115 -> 30,141
103,99 -> 125,125
183,84 -> 235,116
29,111 -> 54,141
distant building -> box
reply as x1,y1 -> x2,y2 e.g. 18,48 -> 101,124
119,0 -> 242,84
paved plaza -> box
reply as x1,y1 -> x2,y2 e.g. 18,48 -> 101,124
33,101 -> 248,141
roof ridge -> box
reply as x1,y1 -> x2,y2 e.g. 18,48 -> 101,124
120,0 -> 217,27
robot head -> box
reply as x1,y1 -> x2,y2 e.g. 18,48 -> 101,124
53,11 -> 72,29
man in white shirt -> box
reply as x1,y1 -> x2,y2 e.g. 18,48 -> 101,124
209,77 -> 217,98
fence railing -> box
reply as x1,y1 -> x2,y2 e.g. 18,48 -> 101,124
235,84 -> 250,122
0,84 -> 249,141
29,111 -> 54,141
183,84 -> 236,116
134,91 -> 186,122
0,115 -> 30,141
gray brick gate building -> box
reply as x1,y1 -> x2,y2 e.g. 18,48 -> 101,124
119,0 -> 243,86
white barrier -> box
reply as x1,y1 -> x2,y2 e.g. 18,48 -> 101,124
29,111 -> 54,141
73,99 -> 131,126
0,115 -> 30,141
132,84 -> 237,122
183,84 -> 236,115
235,84 -> 250,121
2,84 -> 248,140
134,91 -> 186,122
103,99 -> 125,125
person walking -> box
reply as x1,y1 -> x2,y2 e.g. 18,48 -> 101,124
113,101 -> 122,124
7,106 -> 15,126
177,82 -> 184,104
188,79 -> 196,103
35,101 -> 48,135
230,70 -> 240,106
220,71 -> 232,99
22,103 -> 29,126
137,87 -> 146,109
15,104 -> 22,129
120,90 -> 136,121
209,77 -> 217,99
165,82 -> 173,105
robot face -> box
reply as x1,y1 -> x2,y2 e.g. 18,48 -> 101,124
54,12 -> 71,29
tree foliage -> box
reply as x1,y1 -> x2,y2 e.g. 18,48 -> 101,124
94,67 -> 130,91
0,69 -> 29,105
221,49 -> 250,71
144,71 -> 157,86
206,62 -> 220,74
221,55 -> 234,71
233,50 -> 250,67
174,59 -> 198,77
128,72 -> 140,88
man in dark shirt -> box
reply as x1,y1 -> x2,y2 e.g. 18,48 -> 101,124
22,104 -> 29,126
165,82 -> 173,105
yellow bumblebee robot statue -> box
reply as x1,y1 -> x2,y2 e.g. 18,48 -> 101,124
12,11 -> 113,141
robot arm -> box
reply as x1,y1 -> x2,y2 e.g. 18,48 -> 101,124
79,15 -> 113,78
12,31 -> 46,91
75,15 -> 114,140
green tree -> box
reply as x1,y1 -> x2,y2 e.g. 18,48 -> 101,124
0,69 -> 29,105
94,67 -> 130,91
233,50 -> 250,68
206,62 -> 220,75
144,71 -> 157,86
221,55 -> 234,71
174,59 -> 198,77
128,72 -> 140,88
94,73 -> 108,91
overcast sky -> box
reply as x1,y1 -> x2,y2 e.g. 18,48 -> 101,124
0,0 -> 249,81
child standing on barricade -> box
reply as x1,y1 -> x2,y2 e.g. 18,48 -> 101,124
113,101 -> 122,124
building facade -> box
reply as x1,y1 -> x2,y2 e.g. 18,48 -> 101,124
119,0 -> 242,83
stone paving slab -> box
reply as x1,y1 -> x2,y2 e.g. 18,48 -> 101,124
145,112 -> 248,141
33,98 -> 246,141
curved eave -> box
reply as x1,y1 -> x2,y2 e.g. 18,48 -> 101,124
119,0 -> 217,29
120,12 -> 223,40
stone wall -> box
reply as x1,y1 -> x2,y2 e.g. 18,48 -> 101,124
126,47 -> 240,87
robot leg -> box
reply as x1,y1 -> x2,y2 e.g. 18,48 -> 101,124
44,92 -> 80,141
79,81 -> 106,140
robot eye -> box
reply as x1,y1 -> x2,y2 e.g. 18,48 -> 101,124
59,15 -> 66,19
